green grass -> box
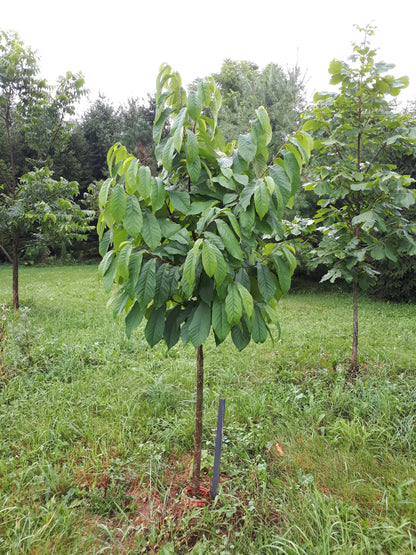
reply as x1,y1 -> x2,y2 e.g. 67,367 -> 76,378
0,265 -> 415,553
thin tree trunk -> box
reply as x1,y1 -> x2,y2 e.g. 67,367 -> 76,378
351,280 -> 358,374
12,236 -> 19,309
191,344 -> 204,496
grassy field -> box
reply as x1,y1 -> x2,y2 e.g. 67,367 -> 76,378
0,264 -> 415,554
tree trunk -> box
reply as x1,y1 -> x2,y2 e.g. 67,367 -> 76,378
12,236 -> 19,309
191,344 -> 204,496
351,280 -> 358,374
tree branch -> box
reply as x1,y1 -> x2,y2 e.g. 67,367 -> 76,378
0,244 -> 13,264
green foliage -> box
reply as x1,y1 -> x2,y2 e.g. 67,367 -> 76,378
0,167 -> 94,252
98,64 -> 311,351
302,25 -> 416,370
304,25 -> 416,290
0,29 -> 91,306
213,60 -> 306,157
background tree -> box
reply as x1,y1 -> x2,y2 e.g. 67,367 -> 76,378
303,25 -> 416,373
0,29 -> 90,307
213,59 -> 306,156
98,64 -> 310,496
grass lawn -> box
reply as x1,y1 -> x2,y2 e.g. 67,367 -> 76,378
0,264 -> 415,553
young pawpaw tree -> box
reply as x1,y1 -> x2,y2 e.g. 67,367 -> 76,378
98,64 -> 311,496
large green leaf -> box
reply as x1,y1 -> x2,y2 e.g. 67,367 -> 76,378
272,254 -> 291,294
254,180 -> 270,220
216,219 -> 243,261
154,264 -> 174,307
213,245 -> 227,286
138,166 -> 151,200
168,190 -> 191,213
142,212 -> 162,251
125,301 -> 144,338
185,129 -> 199,163
183,249 -> 196,287
124,251 -> 143,298
268,164 -> 292,205
238,133 -> 257,163
187,90 -> 202,121
257,263 -> 276,301
150,177 -> 166,213
135,258 -> 156,308
231,320 -> 251,351
109,183 -> 127,224
99,178 -> 112,210
225,283 -> 243,326
255,107 -> 272,145
116,242 -> 132,279
125,158 -> 139,194
153,107 -> 171,143
163,306 -> 182,349
202,240 -> 217,277
162,137 -> 175,172
187,156 -> 201,183
145,304 -> 166,347
251,304 -> 269,343
98,250 -> 114,278
236,282 -> 254,319
124,195 -> 143,238
188,301 -> 211,348
102,256 -> 117,293
212,297 -> 231,341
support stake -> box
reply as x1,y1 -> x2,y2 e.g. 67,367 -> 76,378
211,397 -> 225,499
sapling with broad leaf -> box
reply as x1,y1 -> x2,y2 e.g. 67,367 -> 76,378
98,64 -> 311,496
303,25 -> 416,375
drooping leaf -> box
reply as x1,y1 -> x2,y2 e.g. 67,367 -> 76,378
124,195 -> 143,238
163,306 -> 182,349
272,254 -> 291,295
188,301 -> 211,348
187,89 -> 202,121
99,229 -> 112,257
183,249 -> 196,287
109,183 -> 127,224
99,178 -> 112,209
236,282 -> 254,319
168,190 -> 191,213
150,177 -> 166,212
117,242 -> 132,279
138,165 -> 151,200
142,212 -> 162,250
185,129 -> 199,163
125,301 -> 145,338
145,304 -> 166,347
257,263 -> 276,301
162,137 -> 175,172
251,304 -> 269,343
225,283 -> 243,326
238,133 -> 257,163
125,158 -> 139,194
187,156 -> 201,183
102,256 -> 118,293
231,320 -> 251,351
124,251 -> 143,298
216,219 -> 243,261
212,297 -> 231,342
135,258 -> 156,308
254,179 -> 270,220
202,240 -> 217,277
